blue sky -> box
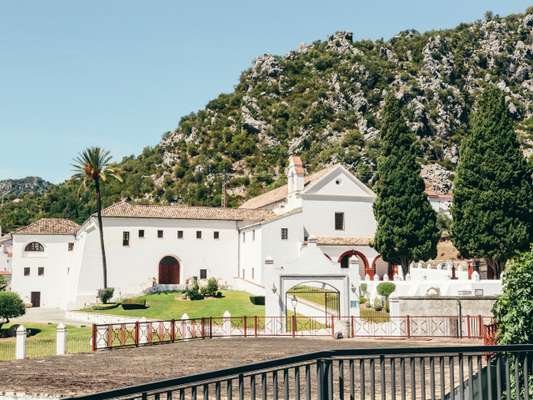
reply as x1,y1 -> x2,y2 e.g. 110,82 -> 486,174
0,1 -> 530,183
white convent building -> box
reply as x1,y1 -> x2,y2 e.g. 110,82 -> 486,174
10,156 -> 500,313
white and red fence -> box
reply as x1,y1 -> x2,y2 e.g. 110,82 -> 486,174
92,315 -> 493,351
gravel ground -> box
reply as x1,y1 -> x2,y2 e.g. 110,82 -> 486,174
0,337 -> 480,397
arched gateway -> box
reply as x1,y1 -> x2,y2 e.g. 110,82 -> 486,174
158,256 -> 180,284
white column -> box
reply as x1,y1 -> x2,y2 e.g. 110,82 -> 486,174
223,310 -> 231,337
181,313 -> 191,340
16,325 -> 26,360
139,318 -> 148,345
56,323 -> 67,355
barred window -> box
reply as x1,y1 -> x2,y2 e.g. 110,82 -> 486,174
25,242 -> 44,252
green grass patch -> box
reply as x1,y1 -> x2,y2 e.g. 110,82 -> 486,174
360,307 -> 390,323
0,323 -> 92,361
82,290 -> 265,319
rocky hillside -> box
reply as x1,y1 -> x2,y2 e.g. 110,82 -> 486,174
0,177 -> 52,198
0,8 -> 531,231
156,9 -> 532,204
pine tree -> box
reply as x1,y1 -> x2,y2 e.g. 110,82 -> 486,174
373,95 -> 439,275
451,87 -> 533,278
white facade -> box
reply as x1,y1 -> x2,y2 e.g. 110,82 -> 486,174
9,158 -> 496,314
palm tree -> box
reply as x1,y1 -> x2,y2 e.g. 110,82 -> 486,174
72,147 -> 122,289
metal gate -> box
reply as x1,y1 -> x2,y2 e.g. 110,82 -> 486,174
285,283 -> 340,318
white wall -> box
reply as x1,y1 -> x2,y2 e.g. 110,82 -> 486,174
11,234 -> 75,308
238,226 -> 263,284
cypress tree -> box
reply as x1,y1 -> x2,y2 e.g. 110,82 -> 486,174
373,95 -> 439,275
451,87 -> 533,277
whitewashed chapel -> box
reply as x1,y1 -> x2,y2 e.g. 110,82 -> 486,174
10,156 -> 499,312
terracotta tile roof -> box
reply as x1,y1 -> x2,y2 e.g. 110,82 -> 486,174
239,165 -> 337,209
289,155 -> 305,175
102,201 -> 274,222
314,236 -> 373,246
15,218 -> 80,235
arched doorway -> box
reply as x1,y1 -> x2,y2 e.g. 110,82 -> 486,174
159,256 -> 180,284
371,256 -> 398,280
338,250 -> 370,280
286,281 -> 340,318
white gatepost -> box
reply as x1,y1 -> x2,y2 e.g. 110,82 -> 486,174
181,313 -> 191,340
56,323 -> 67,355
16,325 -> 26,360
223,310 -> 231,337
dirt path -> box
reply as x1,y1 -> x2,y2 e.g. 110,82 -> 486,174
0,337 -> 480,397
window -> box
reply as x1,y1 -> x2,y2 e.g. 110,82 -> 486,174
138,230 -> 145,238
281,228 -> 288,240
196,231 -> 202,239
24,267 -> 30,276
38,267 -> 44,276
157,230 -> 164,239
177,230 -> 183,239
252,230 -> 255,241
214,231 -> 219,240
200,269 -> 207,279
242,232 -> 246,243
335,212 -> 345,231
68,242 -> 74,251
122,231 -> 130,246
25,242 -> 44,252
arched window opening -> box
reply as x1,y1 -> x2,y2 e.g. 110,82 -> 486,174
25,242 -> 44,252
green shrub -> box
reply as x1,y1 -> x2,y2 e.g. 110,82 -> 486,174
203,278 -> 219,297
359,296 -> 367,304
0,292 -> 25,330
186,289 -> 204,301
373,297 -> 383,312
249,296 -> 265,305
360,283 -> 368,296
377,282 -> 396,298
97,288 -> 114,304
121,297 -> 148,310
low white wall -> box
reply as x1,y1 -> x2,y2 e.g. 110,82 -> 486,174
65,311 -> 154,325
231,278 -> 266,296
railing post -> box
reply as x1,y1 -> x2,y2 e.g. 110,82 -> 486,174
406,315 -> 411,338
16,325 -> 26,360
351,315 -> 355,338
478,315 -> 483,338
467,316 -> 471,338
170,320 -> 175,342
56,323 -> 67,355
201,318 -> 205,338
331,316 -> 335,337
107,324 -> 113,348
244,316 -> 247,337
209,317 -> 213,339
91,324 -> 97,352
254,316 -> 258,337
134,321 -> 140,346
317,358 -> 331,400
292,315 -> 296,337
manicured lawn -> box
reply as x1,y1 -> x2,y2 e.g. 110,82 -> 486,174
0,323 -> 92,361
83,290 -> 264,319
360,306 -> 390,322
289,285 -> 338,313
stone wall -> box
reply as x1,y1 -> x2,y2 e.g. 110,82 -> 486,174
390,296 -> 497,317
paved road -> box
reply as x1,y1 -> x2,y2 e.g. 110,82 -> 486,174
0,337 -> 481,397
11,308 -> 85,326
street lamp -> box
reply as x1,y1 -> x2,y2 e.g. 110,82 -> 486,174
291,295 -> 298,315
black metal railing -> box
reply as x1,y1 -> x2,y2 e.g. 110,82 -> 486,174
66,344 -> 533,400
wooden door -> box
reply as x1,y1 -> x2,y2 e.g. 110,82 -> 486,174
31,291 -> 41,308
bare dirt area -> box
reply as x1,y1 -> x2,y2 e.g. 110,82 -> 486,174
0,337 -> 481,397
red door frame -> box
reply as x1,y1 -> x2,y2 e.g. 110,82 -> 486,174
158,257 -> 180,284
337,250 -> 371,278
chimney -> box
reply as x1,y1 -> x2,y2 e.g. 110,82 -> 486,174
287,155 -> 304,198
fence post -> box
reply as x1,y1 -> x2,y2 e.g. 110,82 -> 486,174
209,317 -> 213,338
331,316 -> 335,337
351,315 -> 355,338
16,325 -> 26,360
406,315 -> 411,338
181,313 -> 190,341
134,321 -> 140,346
201,318 -> 205,338
244,316 -> 247,337
56,323 -> 67,355
91,324 -> 97,351
254,316 -> 258,337
170,320 -> 175,342
478,315 -> 483,338
467,316 -> 471,338
317,359 -> 331,400
292,315 -> 296,337
139,318 -> 148,345
223,310 -> 231,337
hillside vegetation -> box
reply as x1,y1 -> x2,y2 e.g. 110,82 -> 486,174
0,9 -> 532,232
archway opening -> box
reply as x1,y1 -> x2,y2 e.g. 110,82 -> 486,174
286,281 -> 340,318
371,256 -> 397,280
338,250 -> 369,280
159,256 -> 180,284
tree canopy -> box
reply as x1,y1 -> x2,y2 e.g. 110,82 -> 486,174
451,86 -> 533,277
373,95 -> 439,275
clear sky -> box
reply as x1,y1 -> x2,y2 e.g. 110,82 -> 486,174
0,1 -> 530,183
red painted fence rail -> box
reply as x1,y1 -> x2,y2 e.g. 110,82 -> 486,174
92,315 -> 493,351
